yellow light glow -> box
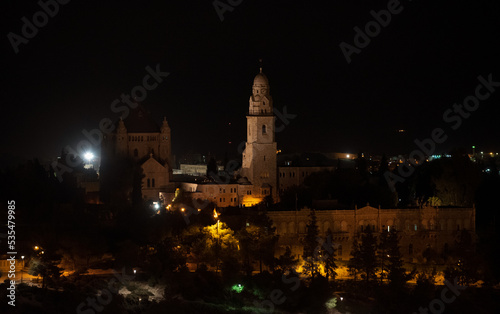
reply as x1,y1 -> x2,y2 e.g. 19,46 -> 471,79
34,246 -> 39,250
181,208 -> 185,212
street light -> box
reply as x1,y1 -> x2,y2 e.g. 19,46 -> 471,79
21,256 -> 24,283
214,209 -> 220,274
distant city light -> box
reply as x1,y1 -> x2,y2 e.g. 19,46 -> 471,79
84,152 -> 94,161
346,154 -> 350,158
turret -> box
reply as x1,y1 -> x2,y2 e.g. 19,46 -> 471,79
249,63 -> 273,115
159,116 -> 171,165
116,118 -> 128,155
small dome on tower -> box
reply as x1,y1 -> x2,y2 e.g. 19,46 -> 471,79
253,72 -> 269,86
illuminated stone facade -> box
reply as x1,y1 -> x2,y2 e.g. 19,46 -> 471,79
240,66 -> 278,202
180,67 -> 278,208
268,205 -> 476,263
101,105 -> 172,201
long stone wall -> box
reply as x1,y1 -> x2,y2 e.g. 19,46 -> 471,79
268,206 -> 475,263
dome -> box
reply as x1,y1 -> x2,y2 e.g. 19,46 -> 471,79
253,72 -> 269,86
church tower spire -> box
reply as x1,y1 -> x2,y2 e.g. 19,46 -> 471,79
249,60 -> 273,115
241,62 -> 278,202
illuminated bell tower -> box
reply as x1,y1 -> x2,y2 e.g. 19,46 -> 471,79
241,63 -> 277,202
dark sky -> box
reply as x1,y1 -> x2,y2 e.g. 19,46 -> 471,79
2,0 -> 500,166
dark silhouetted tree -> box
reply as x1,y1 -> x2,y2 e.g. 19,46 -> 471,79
319,228 -> 337,281
275,246 -> 299,275
359,228 -> 378,283
348,238 -> 362,281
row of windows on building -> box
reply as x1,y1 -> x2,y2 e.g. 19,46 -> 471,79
217,187 -> 252,195
219,197 -> 238,203
132,148 -> 155,157
276,218 -> 472,235
129,135 -> 160,142
279,171 -> 310,178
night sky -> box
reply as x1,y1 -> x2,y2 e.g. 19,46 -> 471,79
2,0 -> 500,166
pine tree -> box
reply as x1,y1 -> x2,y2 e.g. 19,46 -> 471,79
359,227 -> 378,283
385,229 -> 413,288
320,228 -> 338,281
378,229 -> 390,283
302,208 -> 320,280
275,246 -> 299,275
348,238 -> 362,281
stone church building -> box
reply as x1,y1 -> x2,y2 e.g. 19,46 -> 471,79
101,104 -> 173,201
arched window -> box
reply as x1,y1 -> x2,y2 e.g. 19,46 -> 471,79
298,221 -> 306,234
147,178 -> 150,188
134,149 -> 138,157
341,221 -> 348,232
324,221 -> 331,233
152,178 -> 155,187
280,222 -> 287,234
262,125 -> 267,134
